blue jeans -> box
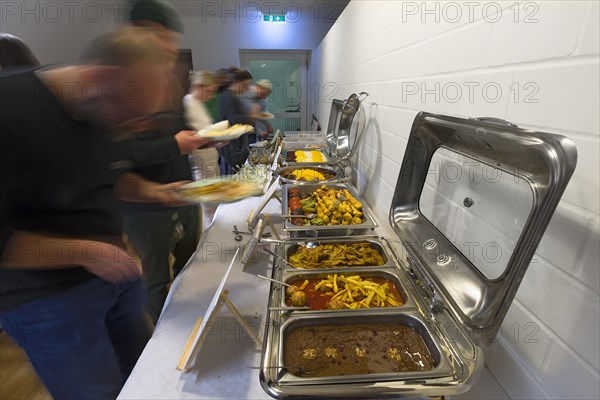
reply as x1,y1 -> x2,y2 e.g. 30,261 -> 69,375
0,277 -> 151,400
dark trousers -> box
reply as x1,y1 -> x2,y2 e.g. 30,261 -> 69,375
0,278 -> 150,400
122,206 -> 199,324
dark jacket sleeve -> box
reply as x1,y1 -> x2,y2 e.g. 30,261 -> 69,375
217,91 -> 251,169
0,121 -> 19,257
119,112 -> 187,168
222,90 -> 253,126
127,136 -> 180,167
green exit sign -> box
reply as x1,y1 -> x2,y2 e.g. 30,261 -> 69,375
263,15 -> 286,23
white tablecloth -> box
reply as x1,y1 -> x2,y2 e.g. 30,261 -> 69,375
119,196 -> 281,400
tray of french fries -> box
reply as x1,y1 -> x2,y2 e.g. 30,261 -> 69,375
279,268 -> 416,312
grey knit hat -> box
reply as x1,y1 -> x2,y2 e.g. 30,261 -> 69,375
128,0 -> 184,33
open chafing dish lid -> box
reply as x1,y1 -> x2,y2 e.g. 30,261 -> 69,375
390,112 -> 577,341
325,99 -> 344,156
330,92 -> 369,161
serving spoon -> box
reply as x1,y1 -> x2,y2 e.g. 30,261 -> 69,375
262,247 -> 296,268
303,240 -> 321,249
280,213 -> 317,219
255,274 -> 292,287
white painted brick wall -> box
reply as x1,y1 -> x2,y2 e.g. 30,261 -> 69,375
487,2 -> 586,65
311,1 -> 600,398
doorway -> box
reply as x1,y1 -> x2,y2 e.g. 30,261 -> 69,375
239,50 -> 310,132
175,49 -> 193,94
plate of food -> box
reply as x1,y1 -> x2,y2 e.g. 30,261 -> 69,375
173,176 -> 263,204
196,121 -> 254,142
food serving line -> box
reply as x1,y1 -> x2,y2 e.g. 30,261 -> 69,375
116,195 -> 436,399
118,98 -> 576,399
116,196 -> 496,400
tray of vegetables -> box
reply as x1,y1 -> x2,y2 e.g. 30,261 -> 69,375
282,183 -> 378,237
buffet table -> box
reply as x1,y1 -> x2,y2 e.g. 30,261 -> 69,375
118,193 -> 504,400
118,196 -> 279,400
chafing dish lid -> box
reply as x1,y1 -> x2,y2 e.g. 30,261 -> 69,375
326,99 -> 344,156
390,112 -> 577,336
333,92 -> 369,161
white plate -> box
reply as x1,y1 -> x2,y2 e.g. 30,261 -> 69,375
196,124 -> 254,142
173,176 -> 263,204
208,120 -> 229,131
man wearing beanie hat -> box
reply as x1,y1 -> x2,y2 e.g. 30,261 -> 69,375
129,0 -> 183,71
119,0 -> 211,324
129,0 -> 184,33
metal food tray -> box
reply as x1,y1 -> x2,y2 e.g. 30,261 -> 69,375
260,310 -> 459,398
281,183 -> 378,237
282,237 -> 394,270
279,268 -> 417,311
282,147 -> 331,165
276,165 -> 341,185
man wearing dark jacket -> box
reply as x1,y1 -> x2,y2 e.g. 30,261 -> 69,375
218,68 -> 254,174
120,0 -> 214,324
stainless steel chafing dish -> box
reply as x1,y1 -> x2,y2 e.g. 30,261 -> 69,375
281,92 -> 369,171
281,183 -> 378,237
279,268 -> 416,311
282,237 -> 393,268
260,112 -> 577,398
276,165 -> 342,185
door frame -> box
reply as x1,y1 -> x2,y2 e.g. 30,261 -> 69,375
239,49 -> 311,131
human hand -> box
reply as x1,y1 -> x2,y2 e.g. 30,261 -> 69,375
80,241 -> 142,284
150,181 -> 193,207
175,131 -> 210,154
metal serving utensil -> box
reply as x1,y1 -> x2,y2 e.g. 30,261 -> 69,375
268,306 -> 311,311
303,240 -> 321,249
255,274 -> 292,287
233,225 -> 272,241
247,365 -> 316,375
280,213 -> 317,219
262,247 -> 295,268
334,193 -> 347,207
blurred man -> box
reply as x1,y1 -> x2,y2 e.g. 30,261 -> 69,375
242,78 -> 274,141
0,29 -> 179,399
184,70 -> 219,180
218,68 -> 255,174
123,0 -> 205,163
184,70 -> 220,227
205,67 -> 229,121
119,0 -> 213,324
